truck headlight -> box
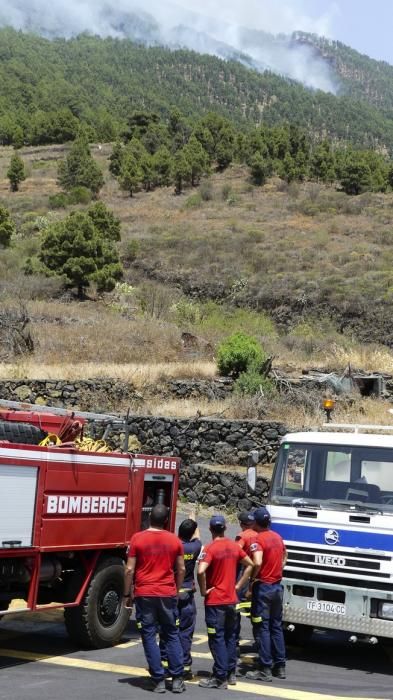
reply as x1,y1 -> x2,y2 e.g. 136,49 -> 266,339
378,602 -> 393,620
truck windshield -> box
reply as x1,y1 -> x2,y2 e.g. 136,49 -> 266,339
270,442 -> 393,513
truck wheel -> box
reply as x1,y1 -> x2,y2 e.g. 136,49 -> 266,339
0,421 -> 47,445
64,557 -> 129,649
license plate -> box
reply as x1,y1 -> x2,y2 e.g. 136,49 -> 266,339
306,600 -> 346,615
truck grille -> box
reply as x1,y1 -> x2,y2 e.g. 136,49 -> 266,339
286,544 -> 392,588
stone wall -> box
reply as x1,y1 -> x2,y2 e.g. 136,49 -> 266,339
0,379 -> 139,412
166,378 -> 234,400
110,416 -> 286,466
0,378 -> 233,410
179,463 -> 270,510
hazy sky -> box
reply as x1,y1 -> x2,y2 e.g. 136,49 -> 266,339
298,1 -> 393,64
175,0 -> 393,64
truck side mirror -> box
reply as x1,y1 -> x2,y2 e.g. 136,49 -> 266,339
247,450 -> 259,494
247,466 -> 257,493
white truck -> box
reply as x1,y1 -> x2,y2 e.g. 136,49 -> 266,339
268,429 -> 393,644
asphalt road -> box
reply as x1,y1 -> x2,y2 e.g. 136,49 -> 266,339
0,516 -> 392,700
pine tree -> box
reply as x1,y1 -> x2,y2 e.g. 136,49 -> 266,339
39,210 -> 123,297
168,108 -> 191,149
58,134 -> 104,196
119,154 -> 141,197
183,135 -> 209,186
12,125 -> 24,149
87,201 -> 121,241
294,150 -> 309,182
310,141 -> 336,183
215,128 -> 235,171
340,154 -> 373,195
140,152 -> 154,191
281,153 -> 297,183
0,205 -> 16,247
152,146 -> 173,187
172,149 -> 192,194
7,152 -> 26,192
249,152 -> 270,186
109,140 -> 124,177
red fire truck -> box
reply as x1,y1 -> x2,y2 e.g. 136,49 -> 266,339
0,401 -> 180,648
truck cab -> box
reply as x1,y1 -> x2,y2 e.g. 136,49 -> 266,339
269,431 -> 393,643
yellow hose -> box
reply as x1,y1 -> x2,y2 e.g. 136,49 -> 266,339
39,435 -> 111,452
75,437 -> 111,453
39,434 -> 62,446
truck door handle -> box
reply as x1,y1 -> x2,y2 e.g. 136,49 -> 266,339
2,540 -> 22,547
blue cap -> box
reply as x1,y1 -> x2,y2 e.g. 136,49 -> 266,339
254,507 -> 271,526
238,511 -> 255,524
209,514 -> 226,528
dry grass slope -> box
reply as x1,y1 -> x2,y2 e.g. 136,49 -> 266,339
1,143 -> 393,427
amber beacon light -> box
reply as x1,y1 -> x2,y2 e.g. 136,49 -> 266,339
322,398 -> 335,423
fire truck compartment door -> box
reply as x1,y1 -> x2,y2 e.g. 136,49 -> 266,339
0,465 -> 38,547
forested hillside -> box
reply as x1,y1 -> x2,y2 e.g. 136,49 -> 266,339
294,32 -> 393,116
2,29 -> 393,150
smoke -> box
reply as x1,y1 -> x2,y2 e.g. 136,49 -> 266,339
0,0 -> 339,93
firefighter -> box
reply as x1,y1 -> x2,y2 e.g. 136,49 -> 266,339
161,511 -> 202,679
245,506 -> 287,682
235,511 -> 258,642
124,504 -> 186,694
197,514 -> 253,689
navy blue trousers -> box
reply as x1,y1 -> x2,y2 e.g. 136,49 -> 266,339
235,581 -> 251,642
135,596 -> 184,681
251,582 -> 286,669
160,592 -> 196,670
205,604 -> 237,681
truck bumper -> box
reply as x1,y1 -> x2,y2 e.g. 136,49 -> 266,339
283,577 -> 393,638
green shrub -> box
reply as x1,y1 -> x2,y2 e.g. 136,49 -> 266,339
221,183 -> 232,200
49,193 -> 68,209
122,239 -> 140,263
199,179 -> 214,201
67,186 -> 92,205
217,332 -> 266,378
235,369 -> 276,396
170,298 -> 202,325
184,193 -> 202,209
198,303 -> 277,337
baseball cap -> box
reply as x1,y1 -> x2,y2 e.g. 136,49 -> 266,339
209,514 -> 226,529
238,511 -> 255,525
253,507 -> 271,526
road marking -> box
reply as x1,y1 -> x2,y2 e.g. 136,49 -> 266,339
192,651 -> 211,659
192,634 -> 209,645
231,681 -> 382,700
0,648 -> 149,678
116,640 -> 140,649
0,648 -> 382,700
192,651 -> 256,664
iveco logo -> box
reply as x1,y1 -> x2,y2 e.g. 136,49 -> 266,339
324,529 -> 340,546
315,554 -> 346,567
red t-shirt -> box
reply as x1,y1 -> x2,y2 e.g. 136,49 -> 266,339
200,537 -> 247,606
256,529 -> 286,585
129,529 -> 183,597
235,528 -> 260,558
